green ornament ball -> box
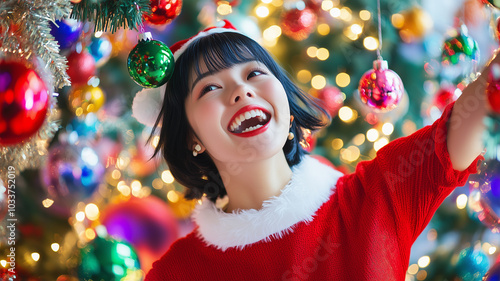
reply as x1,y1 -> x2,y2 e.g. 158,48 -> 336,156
78,235 -> 142,280
441,29 -> 479,65
127,34 -> 174,88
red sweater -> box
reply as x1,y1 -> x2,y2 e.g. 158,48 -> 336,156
145,103 -> 481,281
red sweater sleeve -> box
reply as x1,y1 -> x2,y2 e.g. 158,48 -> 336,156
338,102 -> 483,244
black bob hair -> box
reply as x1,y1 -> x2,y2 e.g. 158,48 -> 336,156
150,32 -> 328,203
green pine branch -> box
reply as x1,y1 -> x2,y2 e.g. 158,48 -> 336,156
70,0 -> 151,33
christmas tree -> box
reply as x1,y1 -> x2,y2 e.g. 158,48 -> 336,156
1,0 -> 500,280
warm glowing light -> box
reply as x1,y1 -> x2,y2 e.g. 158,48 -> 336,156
311,75 -> 326,90
85,203 -> 100,221
152,178 -> 164,190
261,0 -> 272,3
167,190 -> 180,203
255,5 -> 270,17
31,252 -> 40,262
336,72 -> 350,88
151,136 -> 160,148
363,36 -> 379,51
217,3 -> 232,15
85,228 -> 96,240
330,7 -> 340,17
427,229 -> 437,241
402,120 -> 417,136
76,211 -> 85,222
408,264 -> 419,275
382,123 -> 394,135
131,180 -> 142,192
111,169 -> 121,179
339,7 -> 352,21
263,25 -> 282,40
366,129 -> 379,142
162,170 -> 175,184
359,10 -> 371,21
307,46 -> 318,57
331,138 -> 343,150
297,69 -> 312,83
339,106 -> 354,122
391,13 -> 404,29
94,31 -> 103,38
42,198 -> 54,208
456,194 -> 468,209
416,270 -> 427,280
317,48 -> 329,60
51,243 -> 60,252
490,246 -> 497,255
0,260 -> 6,267
321,0 -> 334,10
418,256 -> 430,268
350,24 -> 362,35
340,146 -> 360,162
317,23 -> 330,36
374,137 -> 389,151
353,133 -> 366,146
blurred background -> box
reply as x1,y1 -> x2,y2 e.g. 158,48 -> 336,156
2,0 -> 500,280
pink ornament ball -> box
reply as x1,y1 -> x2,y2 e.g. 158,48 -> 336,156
358,60 -> 404,112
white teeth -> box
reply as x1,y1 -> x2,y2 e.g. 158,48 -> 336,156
229,109 -> 268,133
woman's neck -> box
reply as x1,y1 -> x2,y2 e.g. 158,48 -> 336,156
213,152 -> 293,213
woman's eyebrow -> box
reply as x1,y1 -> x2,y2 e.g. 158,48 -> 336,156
191,71 -> 215,92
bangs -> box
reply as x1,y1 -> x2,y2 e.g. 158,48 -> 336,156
184,33 -> 275,83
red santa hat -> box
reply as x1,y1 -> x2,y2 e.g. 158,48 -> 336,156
132,20 -> 243,127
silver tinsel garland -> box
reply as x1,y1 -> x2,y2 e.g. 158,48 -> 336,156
0,0 -> 71,175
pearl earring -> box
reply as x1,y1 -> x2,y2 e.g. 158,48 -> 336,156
193,144 -> 202,157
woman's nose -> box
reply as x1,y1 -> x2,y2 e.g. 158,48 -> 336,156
230,85 -> 254,104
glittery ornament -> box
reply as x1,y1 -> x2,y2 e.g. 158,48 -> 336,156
441,26 -> 479,66
468,158 -> 500,233
0,61 -> 49,146
281,7 -> 317,41
87,34 -> 112,67
79,236 -> 141,281
102,196 -> 179,272
144,0 -> 183,25
358,60 -> 404,112
40,141 -> 104,217
317,86 -> 344,116
398,6 -> 433,43
455,247 -> 490,281
487,64 -> 500,114
66,50 -> 96,85
68,84 -> 105,115
49,19 -> 82,50
127,32 -> 174,88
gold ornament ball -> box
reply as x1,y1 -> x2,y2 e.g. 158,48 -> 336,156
68,85 -> 105,116
399,6 -> 433,42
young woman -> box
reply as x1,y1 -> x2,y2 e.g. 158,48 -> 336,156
137,20 -> 494,280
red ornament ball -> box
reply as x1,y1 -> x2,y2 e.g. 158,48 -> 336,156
317,86 -> 344,116
0,61 -> 49,146
433,85 -> 460,112
144,0 -> 182,25
66,50 -> 96,85
487,64 -> 500,114
281,7 -> 317,41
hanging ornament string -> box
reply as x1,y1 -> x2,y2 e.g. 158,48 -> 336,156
376,0 -> 383,60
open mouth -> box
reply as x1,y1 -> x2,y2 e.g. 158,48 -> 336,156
228,106 -> 271,135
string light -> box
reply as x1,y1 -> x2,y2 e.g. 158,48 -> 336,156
111,169 -> 121,179
42,198 -> 54,208
311,75 -> 326,89
167,190 -> 180,203
352,133 -> 366,146
76,211 -> 85,222
374,137 -> 389,151
363,36 -> 379,51
321,0 -> 334,10
217,3 -> 232,15
297,69 -> 312,83
382,122 -> 394,135
31,252 -> 40,262
407,264 -> 419,275
263,25 -> 282,40
391,13 -> 404,29
85,203 -> 100,221
255,5 -> 270,18
330,8 -> 340,17
417,256 -> 430,268
456,194 -> 467,209
338,106 -> 357,122
366,129 -> 379,142
350,24 -> 363,35
307,46 -> 318,58
152,178 -> 164,190
339,7 -> 353,21
359,10 -> 371,20
336,72 -> 350,87
162,170 -> 175,184
317,23 -> 330,35
51,243 -> 60,252
331,138 -> 343,150
317,48 -> 329,60
0,260 -> 6,267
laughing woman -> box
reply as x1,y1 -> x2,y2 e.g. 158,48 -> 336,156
137,21 -> 493,280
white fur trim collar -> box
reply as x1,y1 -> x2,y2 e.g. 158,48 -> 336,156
192,156 -> 344,251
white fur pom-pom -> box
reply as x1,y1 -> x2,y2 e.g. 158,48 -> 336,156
131,85 -> 165,127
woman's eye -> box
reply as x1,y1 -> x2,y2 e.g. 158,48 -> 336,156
200,84 -> 219,96
248,70 -> 266,79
